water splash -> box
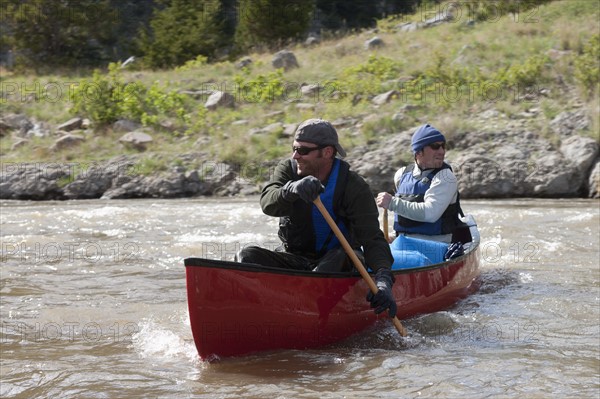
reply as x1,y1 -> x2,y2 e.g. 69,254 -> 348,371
131,318 -> 199,365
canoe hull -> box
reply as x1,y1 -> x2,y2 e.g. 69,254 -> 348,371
184,246 -> 479,360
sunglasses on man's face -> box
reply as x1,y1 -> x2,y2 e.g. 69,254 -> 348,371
427,142 -> 446,150
292,145 -> 327,155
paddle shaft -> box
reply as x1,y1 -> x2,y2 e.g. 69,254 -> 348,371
383,209 -> 389,242
313,197 -> 407,337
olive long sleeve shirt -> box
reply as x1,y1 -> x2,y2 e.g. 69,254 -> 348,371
260,159 -> 393,272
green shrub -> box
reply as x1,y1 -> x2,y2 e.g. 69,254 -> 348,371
133,83 -> 190,127
175,55 -> 209,72
71,63 -> 192,128
70,63 -> 133,125
496,54 -> 549,88
340,56 -> 404,96
346,56 -> 404,81
233,69 -> 286,103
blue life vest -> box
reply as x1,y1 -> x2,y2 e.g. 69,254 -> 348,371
393,163 -> 462,235
311,159 -> 349,253
278,159 -> 351,257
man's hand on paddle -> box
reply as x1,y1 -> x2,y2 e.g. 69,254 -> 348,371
366,268 -> 397,318
282,176 -> 324,203
376,192 -> 393,209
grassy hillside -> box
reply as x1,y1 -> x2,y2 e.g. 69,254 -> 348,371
1,0 -> 598,169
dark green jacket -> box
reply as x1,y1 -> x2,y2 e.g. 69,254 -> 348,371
260,158 -> 393,272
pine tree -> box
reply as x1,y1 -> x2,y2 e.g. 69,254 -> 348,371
4,0 -> 117,70
138,0 -> 224,69
234,0 -> 315,51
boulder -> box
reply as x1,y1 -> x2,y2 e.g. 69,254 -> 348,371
282,123 -> 298,137
50,134 -> 85,151
205,91 -> 235,110
272,50 -> 299,71
397,22 -> 418,32
372,90 -> 398,105
57,117 -> 83,132
235,57 -> 252,69
531,152 -> 583,196
305,36 -> 320,46
301,84 -> 321,97
365,37 -> 384,50
113,119 -> 142,133
119,131 -> 153,151
3,114 -> 33,136
560,135 -> 599,174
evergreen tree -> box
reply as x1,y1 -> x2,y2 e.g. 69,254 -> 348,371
234,0 -> 315,51
138,0 -> 224,69
3,0 -> 118,70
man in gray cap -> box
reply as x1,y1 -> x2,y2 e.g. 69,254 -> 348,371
237,118 -> 397,318
376,124 -> 469,243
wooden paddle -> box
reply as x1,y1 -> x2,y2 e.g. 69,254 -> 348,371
383,208 -> 390,242
313,197 -> 408,337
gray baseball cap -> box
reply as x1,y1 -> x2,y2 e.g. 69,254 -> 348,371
294,119 -> 346,158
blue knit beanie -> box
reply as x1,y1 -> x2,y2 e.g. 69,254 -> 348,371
411,124 -> 445,153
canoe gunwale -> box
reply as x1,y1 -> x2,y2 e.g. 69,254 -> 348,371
184,242 -> 478,277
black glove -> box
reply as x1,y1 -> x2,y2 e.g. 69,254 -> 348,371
366,268 -> 397,318
281,176 -> 324,203
444,242 -> 464,260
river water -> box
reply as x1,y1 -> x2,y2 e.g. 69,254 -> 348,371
0,198 -> 598,398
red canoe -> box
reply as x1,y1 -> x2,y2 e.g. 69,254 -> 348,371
185,223 -> 480,360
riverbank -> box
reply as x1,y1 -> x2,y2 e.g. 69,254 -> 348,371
1,109 -> 598,200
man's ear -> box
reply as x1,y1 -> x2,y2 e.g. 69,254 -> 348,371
327,146 -> 337,159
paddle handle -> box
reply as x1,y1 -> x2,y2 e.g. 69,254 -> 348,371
383,208 -> 389,242
313,197 -> 407,337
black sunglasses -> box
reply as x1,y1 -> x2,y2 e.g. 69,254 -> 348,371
427,142 -> 446,150
292,145 -> 327,155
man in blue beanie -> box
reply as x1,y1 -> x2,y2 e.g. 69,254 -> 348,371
376,124 -> 469,243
